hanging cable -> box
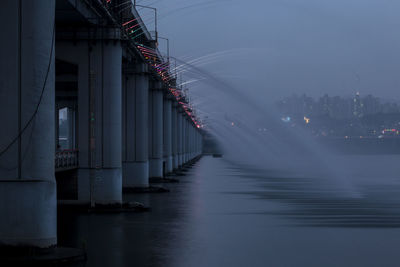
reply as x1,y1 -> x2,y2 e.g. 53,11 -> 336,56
0,23 -> 55,159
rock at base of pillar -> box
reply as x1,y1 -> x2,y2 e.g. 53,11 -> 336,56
122,161 -> 149,188
77,168 -> 122,206
0,180 -> 56,248
149,158 -> 163,178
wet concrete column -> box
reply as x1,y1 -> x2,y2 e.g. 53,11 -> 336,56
187,118 -> 191,161
0,0 -> 56,248
193,129 -> 197,157
163,96 -> 173,174
191,125 -> 195,159
185,117 -> 190,163
189,120 -> 193,160
182,114 -> 187,164
197,131 -> 202,156
57,29 -> 123,206
92,40 -> 123,205
149,81 -> 164,178
200,131 -> 203,155
195,130 -> 199,157
122,62 -> 150,188
188,122 -> 192,160
171,102 -> 179,170
177,109 -> 183,167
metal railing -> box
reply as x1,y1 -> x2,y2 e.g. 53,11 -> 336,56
55,149 -> 79,171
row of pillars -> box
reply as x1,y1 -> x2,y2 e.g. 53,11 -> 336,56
0,0 -> 203,248
122,64 -> 203,189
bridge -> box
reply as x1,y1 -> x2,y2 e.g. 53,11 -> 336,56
0,0 -> 204,252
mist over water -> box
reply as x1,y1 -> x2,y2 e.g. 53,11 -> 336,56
172,54 -> 400,228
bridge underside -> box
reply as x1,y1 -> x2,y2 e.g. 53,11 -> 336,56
0,0 -> 203,249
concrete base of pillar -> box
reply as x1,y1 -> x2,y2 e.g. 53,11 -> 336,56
172,156 -> 179,170
122,161 -> 149,188
165,156 -> 173,174
178,154 -> 183,167
94,169 -> 122,205
0,180 -> 56,248
77,168 -> 122,205
149,158 -> 163,178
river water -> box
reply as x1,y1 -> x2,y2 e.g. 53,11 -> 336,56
58,155 -> 400,267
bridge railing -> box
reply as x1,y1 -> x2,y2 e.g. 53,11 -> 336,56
55,149 -> 79,172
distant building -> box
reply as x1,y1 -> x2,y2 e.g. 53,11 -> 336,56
352,92 -> 364,118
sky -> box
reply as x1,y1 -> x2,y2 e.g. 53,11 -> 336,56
136,0 -> 400,105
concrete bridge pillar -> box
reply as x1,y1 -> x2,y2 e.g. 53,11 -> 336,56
200,132 -> 203,155
189,124 -> 194,160
190,123 -> 196,159
57,29 -> 123,206
189,120 -> 193,160
186,118 -> 190,162
192,128 -> 196,158
196,132 -> 203,156
149,81 -> 164,178
188,120 -> 192,161
195,128 -> 198,157
195,127 -> 199,157
177,110 -> 183,167
122,63 -> 150,188
171,103 -> 179,170
0,0 -> 57,248
186,121 -> 190,162
183,117 -> 188,163
163,96 -> 173,174
181,113 -> 187,165
88,41 -> 123,206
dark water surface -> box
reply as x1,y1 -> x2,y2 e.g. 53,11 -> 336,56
59,156 -> 400,267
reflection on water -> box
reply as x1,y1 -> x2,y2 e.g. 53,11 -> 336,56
226,163 -> 400,228
58,155 -> 400,267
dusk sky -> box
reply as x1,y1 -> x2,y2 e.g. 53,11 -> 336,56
138,0 -> 400,103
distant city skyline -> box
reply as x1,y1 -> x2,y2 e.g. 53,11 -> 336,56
276,92 -> 400,138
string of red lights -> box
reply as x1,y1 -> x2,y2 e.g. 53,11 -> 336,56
102,0 -> 201,128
